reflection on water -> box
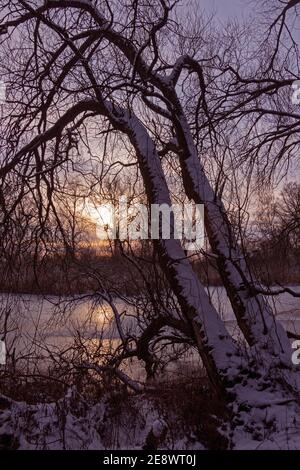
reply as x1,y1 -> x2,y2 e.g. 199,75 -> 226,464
1,286 -> 300,376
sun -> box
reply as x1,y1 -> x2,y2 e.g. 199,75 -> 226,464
95,205 -> 113,227
84,203 -> 114,228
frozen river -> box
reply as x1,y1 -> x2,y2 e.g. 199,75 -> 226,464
1,286 -> 300,374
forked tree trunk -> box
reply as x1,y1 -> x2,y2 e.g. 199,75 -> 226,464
101,102 -> 246,396
101,105 -> 300,444
39,0 -> 292,369
83,7 -> 292,367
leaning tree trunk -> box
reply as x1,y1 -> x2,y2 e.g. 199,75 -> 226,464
107,105 -> 245,396
171,105 -> 292,365
138,63 -> 292,369
39,0 -> 292,368
99,101 -> 300,446
2,0 -> 299,443
82,8 -> 292,368
6,92 -> 300,447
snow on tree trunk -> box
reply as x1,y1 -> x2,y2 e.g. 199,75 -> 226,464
101,103 -> 246,394
170,106 -> 292,367
103,103 -> 300,435
79,8 -> 292,366
44,0 -> 292,366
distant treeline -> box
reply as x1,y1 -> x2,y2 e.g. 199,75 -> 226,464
1,244 -> 300,296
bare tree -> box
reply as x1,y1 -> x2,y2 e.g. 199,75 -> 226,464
0,0 -> 300,441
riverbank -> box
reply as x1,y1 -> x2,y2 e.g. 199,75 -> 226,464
1,252 -> 300,296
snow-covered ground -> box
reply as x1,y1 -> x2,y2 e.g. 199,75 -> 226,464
2,287 -> 300,450
0,389 -> 207,450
